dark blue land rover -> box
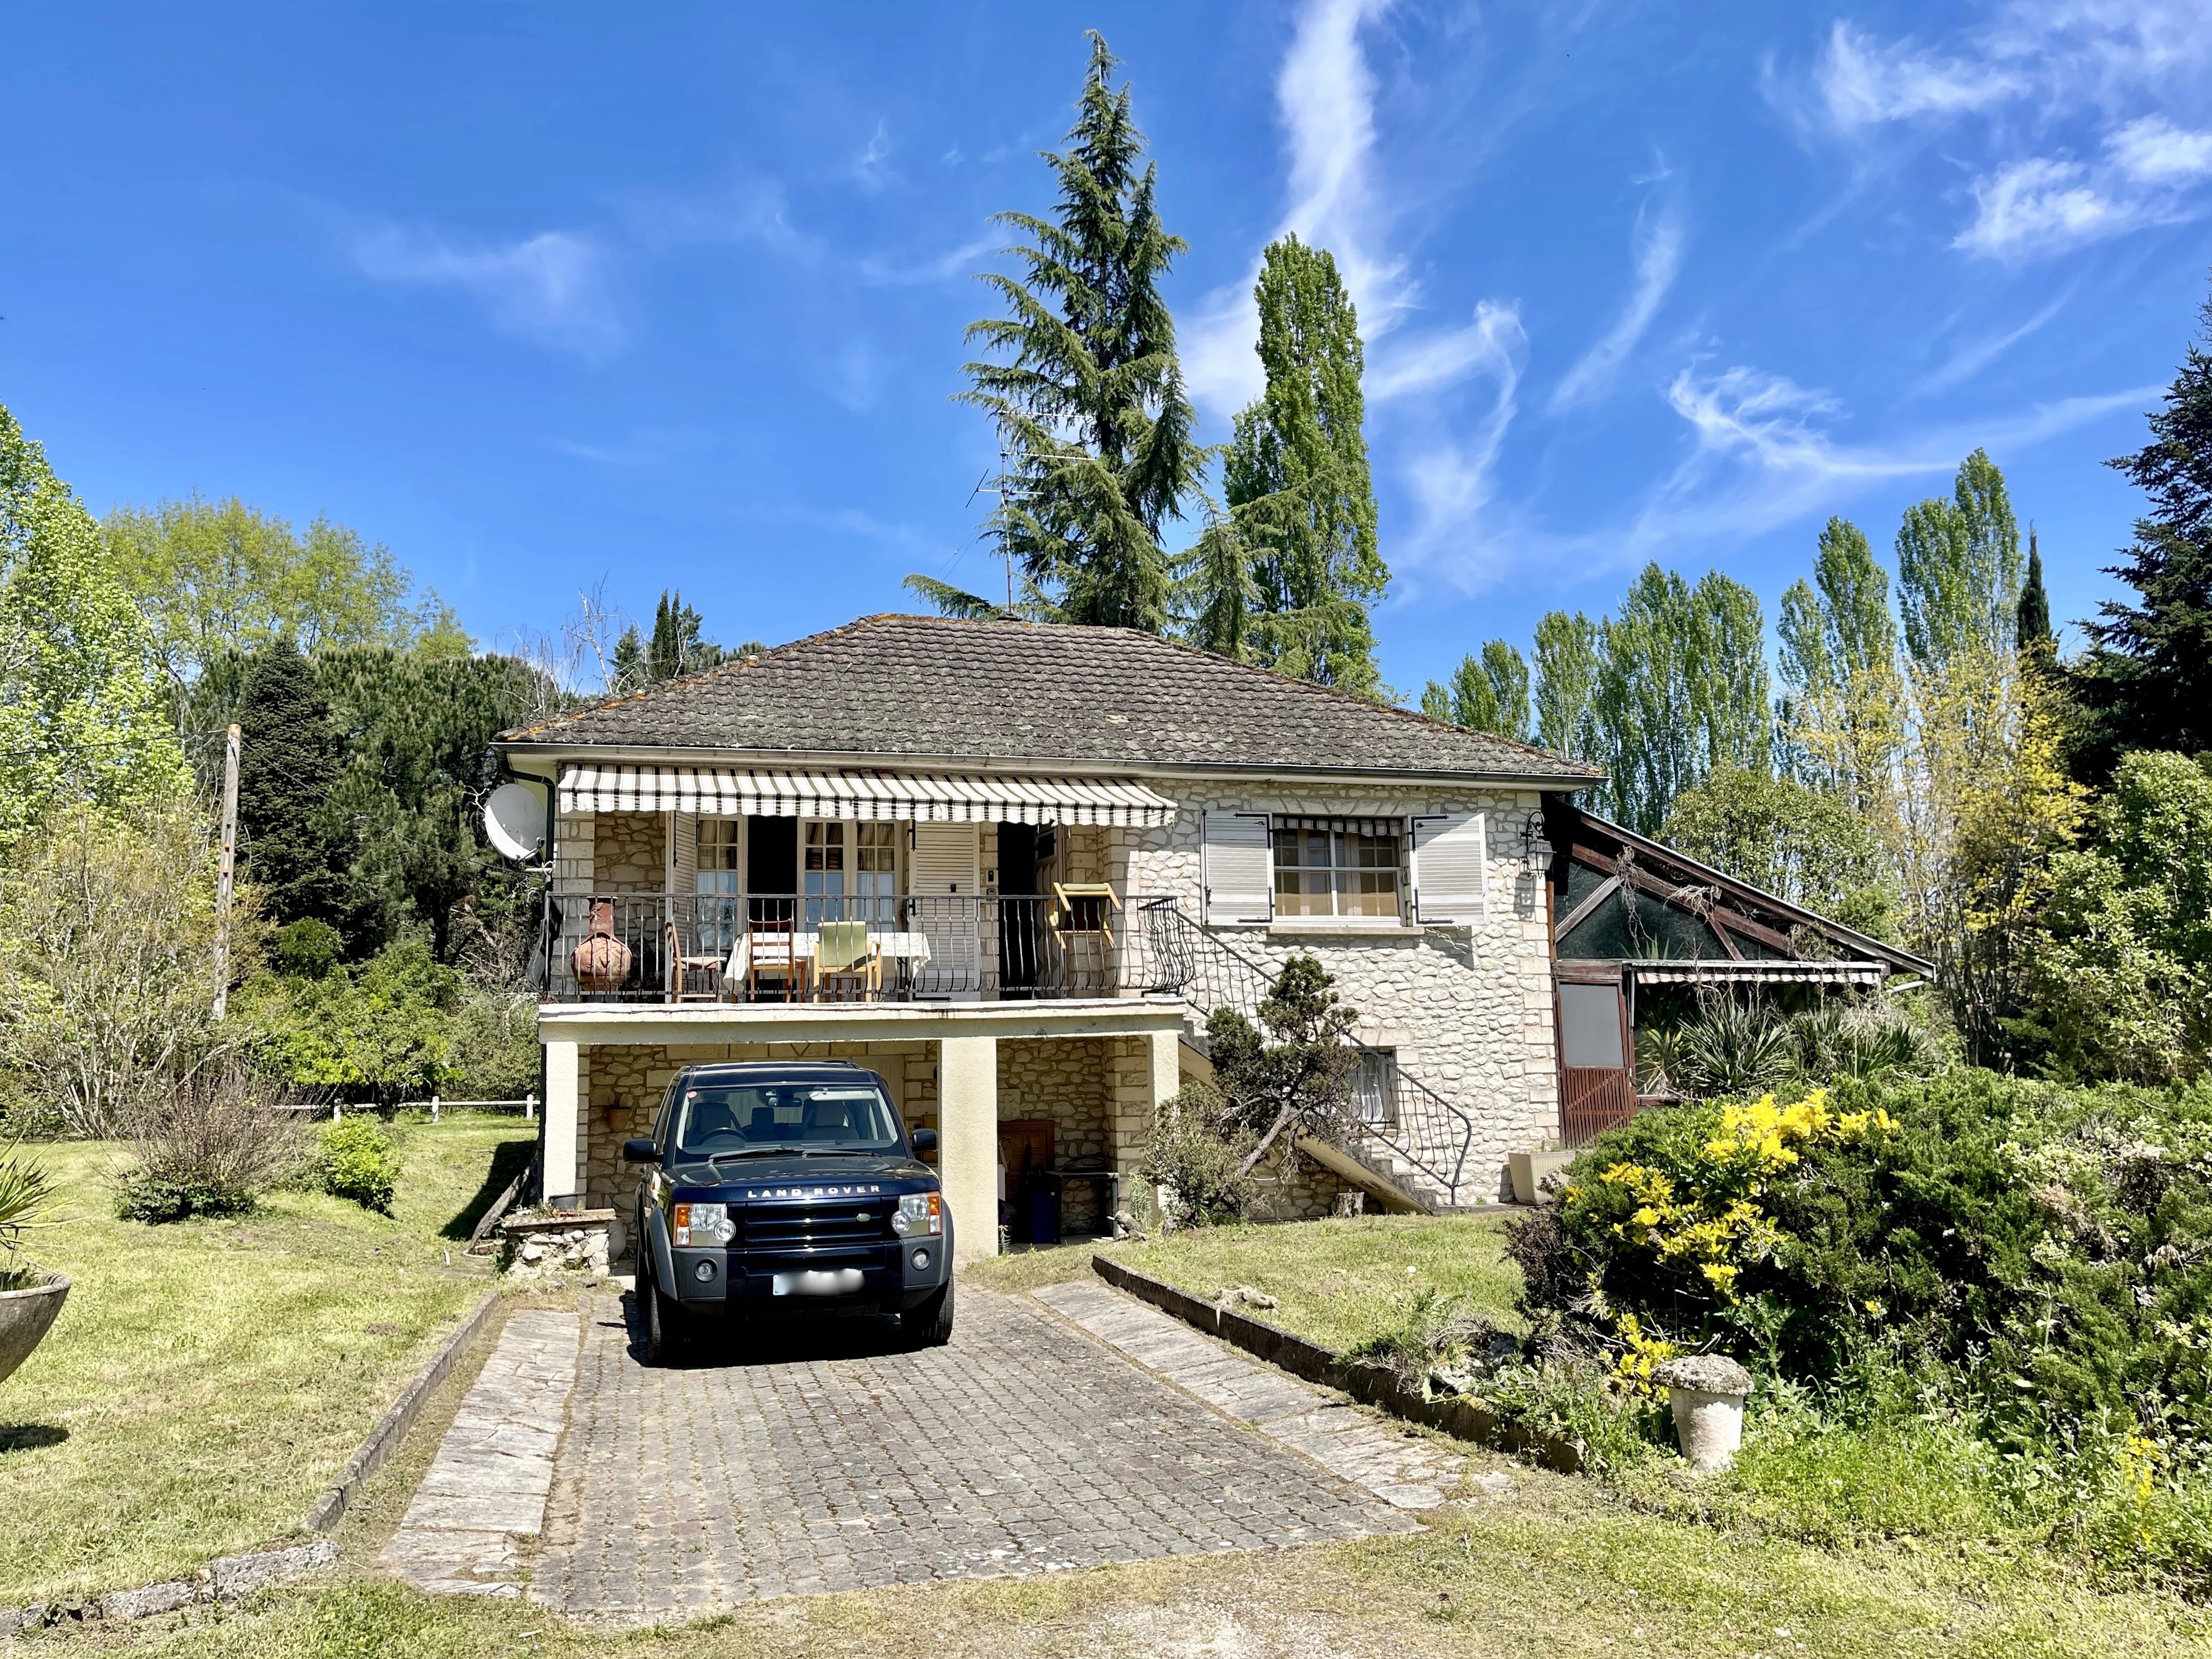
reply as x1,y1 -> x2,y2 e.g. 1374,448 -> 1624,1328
623,1060 -> 953,1364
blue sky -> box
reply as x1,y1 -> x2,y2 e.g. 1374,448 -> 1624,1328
3,2 -> 2209,698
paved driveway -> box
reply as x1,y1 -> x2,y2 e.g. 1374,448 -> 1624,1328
527,1286 -> 1418,1620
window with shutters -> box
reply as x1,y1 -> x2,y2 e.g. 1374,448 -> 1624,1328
1271,817 -> 1402,919
802,820 -> 899,922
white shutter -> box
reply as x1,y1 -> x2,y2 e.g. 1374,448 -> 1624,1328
910,823 -> 981,993
909,823 -> 980,894
1201,811 -> 1274,926
666,811 -> 698,893
1410,812 -> 1488,924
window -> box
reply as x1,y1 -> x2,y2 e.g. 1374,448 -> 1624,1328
1351,1048 -> 1399,1128
1272,818 -> 1402,919
672,1082 -> 904,1157
695,819 -> 742,948
804,820 -> 899,922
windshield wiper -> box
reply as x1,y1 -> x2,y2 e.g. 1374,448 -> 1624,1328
799,1148 -> 884,1157
705,1148 -> 789,1163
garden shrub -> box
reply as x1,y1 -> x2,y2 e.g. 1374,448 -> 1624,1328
1510,1069 -> 2212,1592
315,1118 -> 401,1213
113,1061 -> 300,1224
1141,1080 -> 1259,1226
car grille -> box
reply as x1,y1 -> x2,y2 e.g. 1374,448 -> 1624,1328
740,1203 -> 893,1249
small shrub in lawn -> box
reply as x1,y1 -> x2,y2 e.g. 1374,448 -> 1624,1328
113,1062 -> 299,1224
315,1119 -> 401,1213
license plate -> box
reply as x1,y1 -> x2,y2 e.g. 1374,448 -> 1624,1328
771,1269 -> 864,1297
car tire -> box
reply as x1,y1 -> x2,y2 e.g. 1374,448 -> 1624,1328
906,1275 -> 954,1348
644,1267 -> 689,1366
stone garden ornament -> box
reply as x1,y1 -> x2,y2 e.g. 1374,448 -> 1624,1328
1652,1353 -> 1753,1473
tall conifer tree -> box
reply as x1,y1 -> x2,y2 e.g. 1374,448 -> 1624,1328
2078,277 -> 2212,766
919,33 -> 1200,632
1217,235 -> 1385,693
2017,528 -> 2053,658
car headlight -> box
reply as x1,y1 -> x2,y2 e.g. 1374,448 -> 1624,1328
672,1202 -> 733,1247
890,1192 -> 942,1237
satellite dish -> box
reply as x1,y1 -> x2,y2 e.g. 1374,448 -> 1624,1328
483,781 -> 547,861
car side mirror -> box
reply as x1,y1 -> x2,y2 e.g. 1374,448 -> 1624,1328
621,1137 -> 660,1165
910,1128 -> 938,1155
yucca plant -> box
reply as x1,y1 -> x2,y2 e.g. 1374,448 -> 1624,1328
1673,995 -> 1798,1097
0,1145 -> 57,1291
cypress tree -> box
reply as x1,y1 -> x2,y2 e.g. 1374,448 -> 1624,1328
2078,276 -> 2212,763
2017,528 -> 2054,657
1220,235 -> 1386,694
928,32 -> 1201,632
234,639 -> 350,930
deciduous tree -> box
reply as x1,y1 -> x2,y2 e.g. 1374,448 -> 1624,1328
1422,640 -> 1530,741
1216,235 -> 1385,694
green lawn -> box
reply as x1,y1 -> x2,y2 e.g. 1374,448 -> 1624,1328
41,1486 -> 2211,1658
0,1114 -> 536,1607
971,1213 -> 1524,1353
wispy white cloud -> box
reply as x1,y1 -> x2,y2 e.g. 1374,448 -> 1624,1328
855,232 -> 1001,288
1394,302 -> 1526,574
353,225 -> 621,358
1184,0 -> 1402,415
1955,117 -> 2212,257
849,119 -> 897,194
1813,21 -> 2019,131
1794,6 -> 2212,260
1909,290 -> 2071,397
1546,207 -> 1685,414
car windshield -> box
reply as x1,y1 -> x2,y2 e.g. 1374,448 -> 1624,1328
671,1082 -> 906,1158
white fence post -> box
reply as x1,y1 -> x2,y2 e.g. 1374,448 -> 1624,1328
431,1094 -> 441,1123
525,1092 -> 537,1121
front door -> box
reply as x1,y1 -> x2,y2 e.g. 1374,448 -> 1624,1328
1557,974 -> 1635,1145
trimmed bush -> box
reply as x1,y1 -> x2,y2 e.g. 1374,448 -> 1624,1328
315,1118 -> 401,1213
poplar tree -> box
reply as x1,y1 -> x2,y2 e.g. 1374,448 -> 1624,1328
1532,610 -> 1601,761
1896,448 -> 2020,668
1778,516 -> 1903,820
1420,640 -> 1529,741
921,33 -> 1201,632
1217,235 -> 1385,694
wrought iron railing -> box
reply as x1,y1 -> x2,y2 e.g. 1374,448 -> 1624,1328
537,892 -> 1193,1004
1148,906 -> 1478,1206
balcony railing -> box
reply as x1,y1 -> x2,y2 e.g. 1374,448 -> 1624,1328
537,892 -> 1196,1005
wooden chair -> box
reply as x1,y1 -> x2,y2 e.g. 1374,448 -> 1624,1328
814,919 -> 881,1001
745,917 -> 807,1000
663,913 -> 727,1003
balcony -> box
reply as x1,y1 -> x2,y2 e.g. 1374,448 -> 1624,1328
536,891 -> 1194,1005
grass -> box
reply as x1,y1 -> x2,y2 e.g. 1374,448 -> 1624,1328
0,1113 -> 536,1607
31,1474 -> 2212,1658
969,1213 -> 1525,1354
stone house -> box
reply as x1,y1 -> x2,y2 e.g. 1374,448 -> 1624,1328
492,613 -> 1918,1263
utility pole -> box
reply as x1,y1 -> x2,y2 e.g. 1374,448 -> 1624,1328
212,723 -> 240,1018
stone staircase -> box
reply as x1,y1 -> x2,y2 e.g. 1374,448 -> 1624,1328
1155,911 -> 1483,1214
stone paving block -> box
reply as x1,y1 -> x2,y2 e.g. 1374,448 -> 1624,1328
527,1288 -> 1414,1622
381,1310 -> 580,1596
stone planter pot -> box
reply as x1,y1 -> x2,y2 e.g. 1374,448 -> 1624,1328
570,901 -> 633,994
1653,1353 -> 1752,1473
0,1273 -> 70,1387
1508,1148 -> 1577,1206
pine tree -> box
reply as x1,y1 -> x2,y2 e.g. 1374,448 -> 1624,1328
2077,277 -> 2212,765
924,32 -> 1201,632
1217,236 -> 1385,694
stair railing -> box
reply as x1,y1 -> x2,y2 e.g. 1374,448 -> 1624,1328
1141,901 -> 1477,1205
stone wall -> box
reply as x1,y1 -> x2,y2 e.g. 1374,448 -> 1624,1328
1120,783 -> 1562,1204
593,812 -> 665,893
579,1041 -> 939,1208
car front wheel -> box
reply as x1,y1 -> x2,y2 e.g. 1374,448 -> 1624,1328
644,1266 -> 689,1366
905,1275 -> 954,1348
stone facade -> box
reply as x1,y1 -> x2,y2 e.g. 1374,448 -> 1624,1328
1119,782 -> 1561,1205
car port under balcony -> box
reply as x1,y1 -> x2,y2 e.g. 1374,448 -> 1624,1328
536,998 -> 1189,1267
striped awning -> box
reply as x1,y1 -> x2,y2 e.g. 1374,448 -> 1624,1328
555,766 -> 1177,828
1625,959 -> 1892,988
